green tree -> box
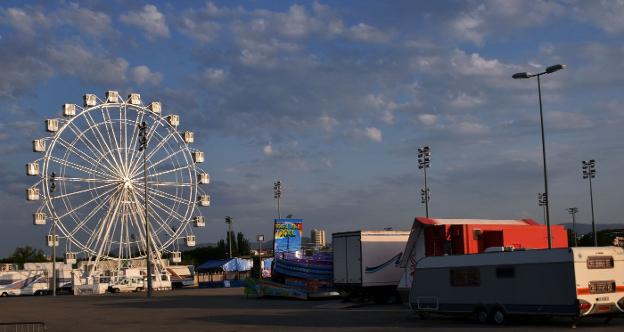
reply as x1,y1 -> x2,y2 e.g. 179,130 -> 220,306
9,246 -> 48,268
236,232 -> 251,256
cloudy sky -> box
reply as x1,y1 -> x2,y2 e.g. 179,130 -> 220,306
1,0 -> 623,256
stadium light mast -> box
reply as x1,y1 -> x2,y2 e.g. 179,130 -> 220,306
566,207 -> 579,247
582,159 -> 597,246
418,146 -> 431,218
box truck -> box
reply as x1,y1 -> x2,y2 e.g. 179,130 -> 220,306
333,230 -> 409,303
0,270 -> 49,296
410,246 -> 624,324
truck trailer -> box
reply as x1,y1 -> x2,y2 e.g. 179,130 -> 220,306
0,270 -> 49,296
410,246 -> 624,324
333,230 -> 409,303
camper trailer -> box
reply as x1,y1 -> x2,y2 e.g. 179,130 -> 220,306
167,265 -> 196,288
0,270 -> 49,296
410,247 -> 624,324
333,230 -> 409,303
397,218 -> 568,302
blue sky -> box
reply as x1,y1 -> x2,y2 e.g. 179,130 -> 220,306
1,0 -> 624,256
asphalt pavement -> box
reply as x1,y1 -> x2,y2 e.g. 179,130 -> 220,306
0,288 -> 622,331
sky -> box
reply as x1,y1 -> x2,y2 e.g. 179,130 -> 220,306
1,0 -> 623,257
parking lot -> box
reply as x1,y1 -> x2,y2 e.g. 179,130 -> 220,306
0,288 -> 623,331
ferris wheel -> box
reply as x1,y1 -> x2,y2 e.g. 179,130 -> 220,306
26,91 -> 210,270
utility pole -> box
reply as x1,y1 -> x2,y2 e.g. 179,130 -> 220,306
582,160 -> 597,246
138,121 -> 153,297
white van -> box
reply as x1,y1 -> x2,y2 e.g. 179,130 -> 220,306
410,247 -> 624,324
0,270 -> 49,296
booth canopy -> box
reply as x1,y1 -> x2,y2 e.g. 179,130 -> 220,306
196,258 -> 253,272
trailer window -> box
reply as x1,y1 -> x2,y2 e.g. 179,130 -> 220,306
495,267 -> 515,279
450,269 -> 480,287
587,256 -> 614,269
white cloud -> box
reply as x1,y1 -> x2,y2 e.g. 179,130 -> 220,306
180,15 -> 220,43
451,49 -> 509,76
47,43 -> 129,85
263,144 -> 274,156
454,121 -> 490,136
355,127 -> 383,142
320,115 -> 338,132
120,5 -> 170,39
453,15 -> 485,45
349,23 -> 390,43
131,65 -> 163,85
545,111 -> 592,130
449,92 -> 486,109
1,7 -> 49,36
418,114 -> 437,126
203,68 -> 227,83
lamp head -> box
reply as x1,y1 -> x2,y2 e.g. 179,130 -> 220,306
545,64 -> 566,74
512,72 -> 532,79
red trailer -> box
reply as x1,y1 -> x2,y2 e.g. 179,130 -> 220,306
397,217 -> 568,301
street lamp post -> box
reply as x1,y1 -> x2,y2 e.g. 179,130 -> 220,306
225,216 -> 233,258
566,207 -> 579,247
582,159 -> 597,246
49,172 -> 57,297
513,64 -> 566,249
418,146 -> 431,218
138,121 -> 153,297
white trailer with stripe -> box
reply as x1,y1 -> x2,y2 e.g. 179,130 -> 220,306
410,247 -> 624,324
0,270 -> 49,296
333,230 -> 409,303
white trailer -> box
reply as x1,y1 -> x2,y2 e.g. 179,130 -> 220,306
166,265 -> 196,288
333,230 -> 409,303
410,247 -> 624,324
0,270 -> 49,296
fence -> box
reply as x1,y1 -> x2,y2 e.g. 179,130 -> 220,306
0,322 -> 46,332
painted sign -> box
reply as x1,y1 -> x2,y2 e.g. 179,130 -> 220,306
273,219 -> 303,254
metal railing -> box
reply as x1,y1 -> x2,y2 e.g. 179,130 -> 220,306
0,322 -> 46,332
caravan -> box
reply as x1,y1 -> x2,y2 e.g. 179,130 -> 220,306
410,247 -> 624,324
0,270 -> 49,296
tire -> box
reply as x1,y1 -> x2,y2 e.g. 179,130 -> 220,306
1,292 -> 8,297
113,288 -> 120,293
475,307 -> 489,324
135,287 -> 143,292
492,308 -> 506,325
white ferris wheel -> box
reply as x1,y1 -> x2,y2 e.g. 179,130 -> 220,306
26,91 -> 210,272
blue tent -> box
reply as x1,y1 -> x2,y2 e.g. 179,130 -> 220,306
196,258 -> 253,272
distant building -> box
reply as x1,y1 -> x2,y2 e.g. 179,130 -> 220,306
311,229 -> 326,248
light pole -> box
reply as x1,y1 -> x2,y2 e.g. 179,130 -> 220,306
257,235 -> 264,255
582,159 -> 597,246
513,63 -> 566,249
418,146 -> 431,218
225,216 -> 233,258
49,172 -> 57,297
566,207 -> 579,247
273,180 -> 282,219
138,121 -> 153,297
538,192 -> 547,225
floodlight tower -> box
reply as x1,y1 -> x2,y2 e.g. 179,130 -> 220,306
273,180 -> 282,219
582,159 -> 597,246
418,146 -> 431,218
566,207 -> 579,247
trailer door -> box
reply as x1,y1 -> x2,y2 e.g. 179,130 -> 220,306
346,235 -> 362,284
333,236 -> 347,284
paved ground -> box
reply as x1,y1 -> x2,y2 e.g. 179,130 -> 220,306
0,288 -> 623,331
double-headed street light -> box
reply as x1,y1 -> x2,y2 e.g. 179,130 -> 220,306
418,146 -> 431,218
566,207 -> 579,247
225,216 -> 233,258
582,159 -> 597,246
538,192 -> 547,226
273,180 -> 282,219
513,64 -> 566,249
49,172 -> 57,297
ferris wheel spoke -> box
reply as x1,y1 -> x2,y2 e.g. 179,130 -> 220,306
81,109 -> 125,174
142,192 -> 189,230
49,156 -> 111,179
55,136 -> 118,178
50,181 -> 118,200
65,122 -> 120,175
146,181 -> 193,187
54,176 -> 117,184
131,148 -> 186,179
125,111 -> 146,179
90,190 -> 124,263
135,184 -> 191,206
101,107 -> 126,174
127,131 -> 175,178
56,184 -> 120,221
142,164 -> 193,179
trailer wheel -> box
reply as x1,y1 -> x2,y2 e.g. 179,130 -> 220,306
474,307 -> 489,324
492,308 -> 506,325
1,292 -> 8,297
